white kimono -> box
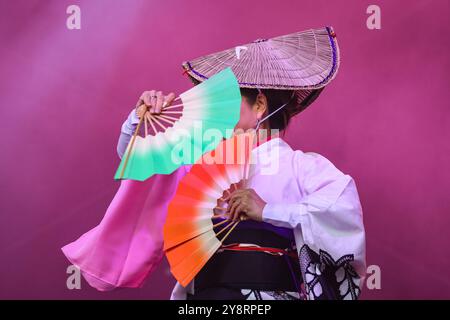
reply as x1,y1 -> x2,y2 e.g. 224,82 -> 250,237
116,109 -> 366,300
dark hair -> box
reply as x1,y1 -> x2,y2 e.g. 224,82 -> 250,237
240,88 -> 298,132
187,75 -> 323,132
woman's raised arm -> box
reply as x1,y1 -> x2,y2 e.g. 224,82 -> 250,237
116,90 -> 176,159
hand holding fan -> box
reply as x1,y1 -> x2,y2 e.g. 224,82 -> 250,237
163,132 -> 256,287
115,67 -> 241,181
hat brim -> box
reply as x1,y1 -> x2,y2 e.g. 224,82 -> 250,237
182,27 -> 339,91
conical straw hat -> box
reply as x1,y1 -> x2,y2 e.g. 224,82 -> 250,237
182,26 -> 339,113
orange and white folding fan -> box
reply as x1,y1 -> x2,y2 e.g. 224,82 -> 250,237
163,132 -> 256,287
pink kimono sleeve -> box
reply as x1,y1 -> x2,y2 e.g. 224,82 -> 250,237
61,165 -> 191,291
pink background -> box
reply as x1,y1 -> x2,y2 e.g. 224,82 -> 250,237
0,0 -> 449,299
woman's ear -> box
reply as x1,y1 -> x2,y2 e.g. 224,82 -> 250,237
254,93 -> 268,119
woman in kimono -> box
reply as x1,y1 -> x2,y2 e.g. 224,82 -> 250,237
62,27 -> 366,300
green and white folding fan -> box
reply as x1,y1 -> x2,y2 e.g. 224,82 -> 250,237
115,68 -> 241,181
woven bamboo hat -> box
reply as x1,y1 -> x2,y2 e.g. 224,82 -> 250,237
182,26 -> 340,114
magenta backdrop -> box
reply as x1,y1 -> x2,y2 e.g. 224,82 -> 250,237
0,0 -> 449,299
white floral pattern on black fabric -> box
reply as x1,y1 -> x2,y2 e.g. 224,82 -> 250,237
298,245 -> 361,300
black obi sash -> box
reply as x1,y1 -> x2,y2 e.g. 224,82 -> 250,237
194,219 -> 302,292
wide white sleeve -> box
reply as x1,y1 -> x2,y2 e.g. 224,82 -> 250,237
116,108 -> 140,159
262,151 -> 366,299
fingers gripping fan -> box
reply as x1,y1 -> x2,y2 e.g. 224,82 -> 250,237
163,132 -> 255,287
115,68 -> 241,181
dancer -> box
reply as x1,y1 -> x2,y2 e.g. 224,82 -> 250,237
63,27 -> 366,300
